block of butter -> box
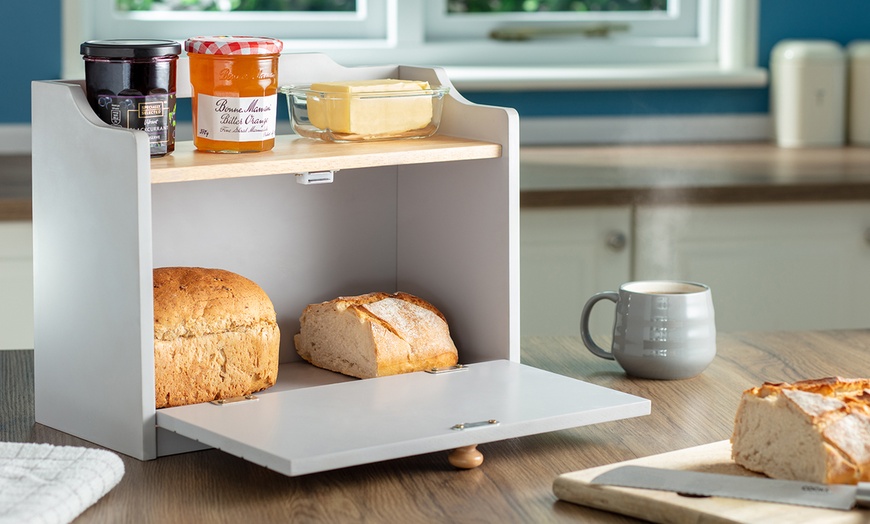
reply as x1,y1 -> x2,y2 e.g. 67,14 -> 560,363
307,79 -> 435,136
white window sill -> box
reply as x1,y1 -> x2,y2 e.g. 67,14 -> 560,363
444,65 -> 769,91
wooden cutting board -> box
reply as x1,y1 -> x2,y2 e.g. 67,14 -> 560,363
553,440 -> 870,523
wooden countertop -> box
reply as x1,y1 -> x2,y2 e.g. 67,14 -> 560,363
8,143 -> 870,220
0,155 -> 31,221
5,330 -> 870,523
521,143 -> 870,206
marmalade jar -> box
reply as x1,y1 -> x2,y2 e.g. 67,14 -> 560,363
81,39 -> 181,157
184,36 -> 283,153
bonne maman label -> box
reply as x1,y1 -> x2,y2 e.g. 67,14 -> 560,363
196,94 -> 277,142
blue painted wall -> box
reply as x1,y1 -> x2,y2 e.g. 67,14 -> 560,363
6,0 -> 870,124
467,0 -> 870,116
4,0 -> 62,124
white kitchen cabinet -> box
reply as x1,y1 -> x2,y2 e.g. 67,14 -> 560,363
31,54 -> 648,475
0,221 -> 32,350
520,207 -> 631,338
635,202 -> 870,332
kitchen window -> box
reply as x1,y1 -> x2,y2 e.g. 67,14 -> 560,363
62,0 -> 761,89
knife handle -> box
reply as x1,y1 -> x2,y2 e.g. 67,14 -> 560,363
856,483 -> 870,507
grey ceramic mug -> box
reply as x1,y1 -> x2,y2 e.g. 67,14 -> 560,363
580,280 -> 716,380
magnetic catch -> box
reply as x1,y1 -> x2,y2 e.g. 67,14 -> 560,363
295,170 -> 335,185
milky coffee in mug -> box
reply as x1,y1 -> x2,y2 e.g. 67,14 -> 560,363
580,280 -> 716,380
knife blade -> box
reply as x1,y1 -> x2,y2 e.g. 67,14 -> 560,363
591,465 -> 870,511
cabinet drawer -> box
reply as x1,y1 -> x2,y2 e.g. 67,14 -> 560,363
635,202 -> 870,331
0,221 -> 32,350
521,207 -> 631,337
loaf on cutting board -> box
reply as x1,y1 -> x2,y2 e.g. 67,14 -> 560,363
153,267 -> 280,408
293,292 -> 458,379
731,377 -> 870,484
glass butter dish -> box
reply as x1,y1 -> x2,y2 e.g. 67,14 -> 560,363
280,83 -> 450,142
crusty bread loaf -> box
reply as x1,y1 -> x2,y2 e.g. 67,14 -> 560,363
293,292 -> 458,379
153,267 -> 280,408
731,377 -> 870,484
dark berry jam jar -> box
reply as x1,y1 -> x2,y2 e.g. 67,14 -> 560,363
81,39 -> 181,157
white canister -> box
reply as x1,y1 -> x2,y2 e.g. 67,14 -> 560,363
848,41 -> 870,145
771,40 -> 846,148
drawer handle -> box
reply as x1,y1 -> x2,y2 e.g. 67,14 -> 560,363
451,419 -> 499,431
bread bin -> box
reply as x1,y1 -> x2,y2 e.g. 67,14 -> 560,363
849,41 -> 870,145
31,53 -> 649,476
770,39 -> 846,148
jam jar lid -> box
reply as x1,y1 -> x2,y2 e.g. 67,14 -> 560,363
81,39 -> 182,58
184,36 -> 284,56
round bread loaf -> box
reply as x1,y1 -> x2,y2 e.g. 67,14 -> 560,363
731,377 -> 870,484
294,291 -> 459,379
153,267 -> 280,408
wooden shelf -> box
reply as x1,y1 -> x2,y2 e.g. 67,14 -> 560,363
150,134 -> 502,184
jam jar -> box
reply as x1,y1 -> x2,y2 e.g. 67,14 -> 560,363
81,39 -> 181,157
184,36 -> 284,153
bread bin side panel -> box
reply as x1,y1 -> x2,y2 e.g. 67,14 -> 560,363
395,65 -> 520,364
32,80 -> 157,460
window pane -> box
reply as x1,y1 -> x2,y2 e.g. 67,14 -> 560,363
115,0 -> 357,11
96,0 -> 382,41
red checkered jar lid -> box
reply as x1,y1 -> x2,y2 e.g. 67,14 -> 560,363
184,36 -> 284,56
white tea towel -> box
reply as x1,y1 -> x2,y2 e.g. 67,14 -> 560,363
0,442 -> 124,524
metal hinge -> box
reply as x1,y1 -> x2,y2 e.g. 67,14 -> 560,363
210,394 -> 259,405
425,364 -> 469,374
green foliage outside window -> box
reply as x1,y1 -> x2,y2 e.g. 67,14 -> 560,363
116,0 -> 357,11
448,0 -> 666,12
116,0 -> 664,12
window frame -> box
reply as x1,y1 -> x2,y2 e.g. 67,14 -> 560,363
61,0 -> 760,90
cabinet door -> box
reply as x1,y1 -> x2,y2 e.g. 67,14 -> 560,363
521,207 -> 631,337
0,221 -> 33,350
635,203 -> 870,332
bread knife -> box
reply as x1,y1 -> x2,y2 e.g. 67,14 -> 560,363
590,465 -> 870,511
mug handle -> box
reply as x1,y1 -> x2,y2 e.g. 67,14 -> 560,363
580,291 -> 619,360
